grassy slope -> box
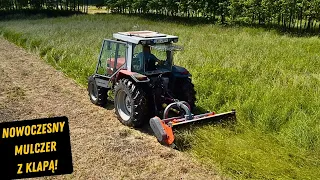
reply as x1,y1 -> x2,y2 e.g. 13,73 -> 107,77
0,14 -> 319,179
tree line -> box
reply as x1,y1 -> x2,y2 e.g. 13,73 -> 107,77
104,0 -> 320,33
1,0 -> 319,33
0,0 -> 89,13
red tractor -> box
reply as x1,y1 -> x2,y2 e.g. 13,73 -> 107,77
88,31 -> 235,146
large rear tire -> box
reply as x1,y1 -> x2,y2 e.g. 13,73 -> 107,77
114,78 -> 148,128
88,75 -> 108,106
173,78 -> 196,112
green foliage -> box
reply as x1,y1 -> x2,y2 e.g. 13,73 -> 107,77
3,0 -> 320,33
0,0 -> 87,12
102,0 -> 320,32
0,14 -> 320,179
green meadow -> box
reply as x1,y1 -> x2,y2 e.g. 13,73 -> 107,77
1,14 -> 319,179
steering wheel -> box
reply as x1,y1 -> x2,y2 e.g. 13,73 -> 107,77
157,60 -> 168,67
157,61 -> 162,66
132,54 -> 141,71
133,53 -> 139,58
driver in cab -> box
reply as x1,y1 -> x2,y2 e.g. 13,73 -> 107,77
137,45 -> 159,71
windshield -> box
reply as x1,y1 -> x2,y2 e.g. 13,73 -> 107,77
150,44 -> 183,51
132,44 -> 182,74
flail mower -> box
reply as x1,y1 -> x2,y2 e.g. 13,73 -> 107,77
87,31 -> 236,146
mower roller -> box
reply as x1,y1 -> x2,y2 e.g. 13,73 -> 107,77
87,30 -> 236,146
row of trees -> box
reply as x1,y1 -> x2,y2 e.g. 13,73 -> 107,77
1,0 -> 319,33
104,0 -> 320,33
0,0 -> 89,13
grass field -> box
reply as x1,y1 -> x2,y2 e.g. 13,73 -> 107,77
1,13 -> 320,179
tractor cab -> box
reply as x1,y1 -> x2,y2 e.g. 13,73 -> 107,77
95,31 -> 186,81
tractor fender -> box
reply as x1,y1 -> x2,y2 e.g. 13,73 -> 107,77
172,65 -> 191,78
116,70 -> 150,83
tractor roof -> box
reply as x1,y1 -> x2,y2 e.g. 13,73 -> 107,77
113,31 -> 178,45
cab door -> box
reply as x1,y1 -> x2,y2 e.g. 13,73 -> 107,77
96,39 -> 127,77
94,39 -> 127,88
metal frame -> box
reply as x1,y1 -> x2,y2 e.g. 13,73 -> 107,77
170,110 -> 236,128
113,31 -> 178,45
94,40 -> 106,75
126,42 -> 133,71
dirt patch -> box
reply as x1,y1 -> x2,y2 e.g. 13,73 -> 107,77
0,37 -> 226,179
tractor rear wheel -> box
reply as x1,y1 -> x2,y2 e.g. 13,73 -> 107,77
88,75 -> 108,106
114,78 -> 148,128
174,78 -> 196,112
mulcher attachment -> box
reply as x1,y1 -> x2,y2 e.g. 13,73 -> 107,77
149,101 -> 236,146
150,117 -> 175,145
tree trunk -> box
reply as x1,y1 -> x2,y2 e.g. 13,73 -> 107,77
221,14 -> 225,24
252,12 -> 255,24
306,16 -> 312,31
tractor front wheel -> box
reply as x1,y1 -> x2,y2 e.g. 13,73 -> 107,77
88,75 -> 108,106
114,78 -> 148,128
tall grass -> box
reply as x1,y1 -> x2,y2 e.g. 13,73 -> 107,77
0,14 -> 319,179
